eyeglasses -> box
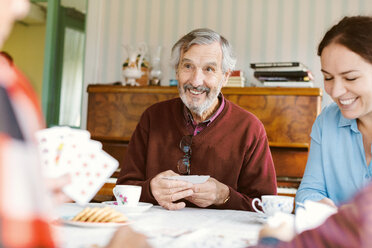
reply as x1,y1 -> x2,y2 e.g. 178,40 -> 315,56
177,135 -> 192,175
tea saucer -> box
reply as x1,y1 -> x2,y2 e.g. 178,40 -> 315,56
102,201 -> 153,214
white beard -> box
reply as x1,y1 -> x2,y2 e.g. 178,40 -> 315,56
179,81 -> 223,117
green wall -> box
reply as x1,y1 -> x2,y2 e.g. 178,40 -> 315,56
3,22 -> 46,99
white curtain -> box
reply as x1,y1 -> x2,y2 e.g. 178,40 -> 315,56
59,27 -> 85,127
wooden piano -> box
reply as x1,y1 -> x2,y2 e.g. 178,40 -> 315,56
87,85 -> 322,201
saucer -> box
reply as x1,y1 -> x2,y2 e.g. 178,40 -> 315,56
102,201 -> 153,214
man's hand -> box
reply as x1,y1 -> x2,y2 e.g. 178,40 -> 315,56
185,178 -> 229,208
150,170 -> 193,210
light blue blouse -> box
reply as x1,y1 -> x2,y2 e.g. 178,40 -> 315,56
295,102 -> 372,207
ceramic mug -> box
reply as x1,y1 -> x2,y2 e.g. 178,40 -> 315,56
113,185 -> 142,206
252,195 -> 294,216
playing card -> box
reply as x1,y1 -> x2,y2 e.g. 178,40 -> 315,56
163,175 -> 210,184
35,126 -> 118,205
57,137 -> 102,176
35,127 -> 91,178
35,126 -> 71,177
64,148 -> 118,205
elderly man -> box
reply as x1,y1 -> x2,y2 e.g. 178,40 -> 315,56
117,28 -> 277,211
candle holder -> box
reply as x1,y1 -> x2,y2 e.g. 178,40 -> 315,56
149,46 -> 162,86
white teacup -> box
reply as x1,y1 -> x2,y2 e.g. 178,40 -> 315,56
113,185 -> 142,206
252,195 -> 294,216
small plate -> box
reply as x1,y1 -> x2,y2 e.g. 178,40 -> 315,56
60,216 -> 130,228
102,202 -> 153,214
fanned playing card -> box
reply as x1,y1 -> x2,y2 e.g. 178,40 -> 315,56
35,126 -> 118,205
35,126 -> 91,177
64,147 -> 118,205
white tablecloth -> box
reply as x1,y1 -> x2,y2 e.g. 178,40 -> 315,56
53,203 -> 265,248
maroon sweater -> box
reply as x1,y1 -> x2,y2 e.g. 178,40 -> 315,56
117,97 -> 277,211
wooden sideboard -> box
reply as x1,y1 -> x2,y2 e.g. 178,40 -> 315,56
87,85 -> 322,201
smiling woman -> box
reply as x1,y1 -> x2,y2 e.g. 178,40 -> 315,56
320,43 -> 372,120
295,16 -> 372,209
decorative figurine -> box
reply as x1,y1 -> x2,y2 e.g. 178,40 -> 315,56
122,43 -> 147,86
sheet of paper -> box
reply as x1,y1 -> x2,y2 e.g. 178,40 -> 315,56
295,200 -> 337,234
163,175 -> 210,184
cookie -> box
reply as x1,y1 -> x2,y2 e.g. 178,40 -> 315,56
71,207 -> 92,221
71,206 -> 127,223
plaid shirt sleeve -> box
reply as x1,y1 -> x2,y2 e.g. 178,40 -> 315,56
0,66 -> 55,248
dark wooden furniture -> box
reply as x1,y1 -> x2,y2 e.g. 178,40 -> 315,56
87,85 -> 322,201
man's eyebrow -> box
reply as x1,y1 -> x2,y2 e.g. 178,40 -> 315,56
205,62 -> 218,67
180,58 -> 192,63
180,58 -> 218,67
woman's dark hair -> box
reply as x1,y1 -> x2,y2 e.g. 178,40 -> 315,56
0,51 -> 14,65
318,16 -> 372,64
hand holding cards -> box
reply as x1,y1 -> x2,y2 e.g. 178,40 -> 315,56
35,126 -> 119,205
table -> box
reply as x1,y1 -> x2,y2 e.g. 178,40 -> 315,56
54,203 -> 265,248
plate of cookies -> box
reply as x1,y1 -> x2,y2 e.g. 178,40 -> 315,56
62,206 -> 130,228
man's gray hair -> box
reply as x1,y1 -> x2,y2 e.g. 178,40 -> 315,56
170,28 -> 236,73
